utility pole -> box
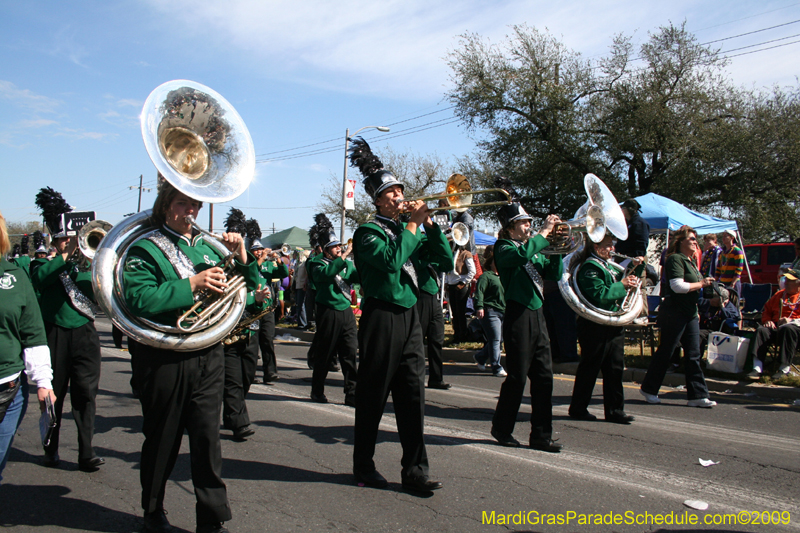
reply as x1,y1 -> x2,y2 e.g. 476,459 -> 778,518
129,175 -> 152,212
209,204 -> 214,232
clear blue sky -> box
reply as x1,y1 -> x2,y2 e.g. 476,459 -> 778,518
2,1 -> 798,240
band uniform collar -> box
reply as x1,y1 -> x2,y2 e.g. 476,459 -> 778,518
375,214 -> 400,227
162,224 -> 202,247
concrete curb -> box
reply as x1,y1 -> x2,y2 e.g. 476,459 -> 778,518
276,326 -> 800,402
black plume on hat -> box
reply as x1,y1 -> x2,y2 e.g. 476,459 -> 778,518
245,218 -> 262,241
348,137 -> 384,178
225,207 -> 247,235
348,137 -> 403,200
309,213 -> 335,248
33,231 -> 45,249
19,234 -> 29,255
35,187 -> 72,236
12,243 -> 20,258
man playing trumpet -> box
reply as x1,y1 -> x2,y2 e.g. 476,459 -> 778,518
349,137 -> 452,493
489,193 -> 564,452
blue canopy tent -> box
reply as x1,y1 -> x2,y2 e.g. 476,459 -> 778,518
633,192 -> 750,281
635,193 -> 738,234
474,230 -> 497,246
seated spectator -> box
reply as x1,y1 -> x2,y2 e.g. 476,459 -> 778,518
749,268 -> 800,379
698,284 -> 740,357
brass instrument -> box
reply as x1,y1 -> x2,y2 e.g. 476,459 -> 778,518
398,173 -> 513,213
446,222 -> 470,247
92,80 -> 255,351
557,174 -> 644,326
175,215 -> 248,333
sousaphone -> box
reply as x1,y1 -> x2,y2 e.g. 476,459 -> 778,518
92,80 -> 255,351
557,174 -> 644,326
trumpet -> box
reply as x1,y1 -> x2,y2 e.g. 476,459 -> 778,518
223,288 -> 276,345
177,215 -> 247,334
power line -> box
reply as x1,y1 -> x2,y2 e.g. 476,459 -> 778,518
719,32 -> 800,54
722,37 -> 800,59
256,116 -> 460,163
701,18 -> 800,45
255,105 -> 456,158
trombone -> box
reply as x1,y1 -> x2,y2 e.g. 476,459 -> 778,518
399,174 -> 512,213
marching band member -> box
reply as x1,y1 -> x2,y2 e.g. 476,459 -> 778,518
252,241 -> 288,383
305,214 -> 359,405
640,226 -> 717,408
489,189 -> 564,452
417,233 -> 454,390
568,234 -> 643,424
123,178 -> 261,533
31,187 -> 104,471
349,138 -> 451,492
221,211 -> 272,441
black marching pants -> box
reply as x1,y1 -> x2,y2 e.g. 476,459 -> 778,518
354,298 -> 428,480
223,334 -> 260,430
310,305 -> 358,398
570,318 -> 625,417
44,321 -> 101,460
491,302 -> 554,441
416,291 -> 446,384
447,283 -> 470,343
138,342 -> 231,526
258,311 -> 277,378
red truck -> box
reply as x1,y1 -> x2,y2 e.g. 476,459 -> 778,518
743,242 -> 797,288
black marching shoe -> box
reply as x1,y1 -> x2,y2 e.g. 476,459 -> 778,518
344,395 -> 356,408
310,392 -> 328,403
196,523 -> 228,533
402,474 -> 443,493
263,373 -> 279,383
529,437 -> 563,453
605,412 -> 635,425
354,469 -> 389,489
490,428 -> 520,448
78,456 -> 105,472
43,452 -> 60,468
427,381 -> 451,390
143,509 -> 173,533
568,410 -> 597,421
233,425 -> 255,440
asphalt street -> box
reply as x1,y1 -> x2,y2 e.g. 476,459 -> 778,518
1,317 -> 798,533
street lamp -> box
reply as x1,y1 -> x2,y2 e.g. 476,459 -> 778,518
341,126 -> 390,242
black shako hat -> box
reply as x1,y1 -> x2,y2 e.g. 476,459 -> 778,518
347,137 -> 404,201
493,176 -> 532,229
35,187 -> 72,239
497,203 -> 533,229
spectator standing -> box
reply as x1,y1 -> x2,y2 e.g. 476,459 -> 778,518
473,245 -> 506,377
446,245 -> 475,344
700,234 -> 723,278
716,229 -> 745,296
293,251 -> 310,328
615,199 -> 650,258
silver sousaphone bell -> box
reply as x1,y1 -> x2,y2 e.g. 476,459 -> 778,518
92,80 -> 256,351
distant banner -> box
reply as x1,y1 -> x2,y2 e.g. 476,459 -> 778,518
344,179 -> 357,210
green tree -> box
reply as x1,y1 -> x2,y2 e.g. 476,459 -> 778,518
446,22 -> 800,241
